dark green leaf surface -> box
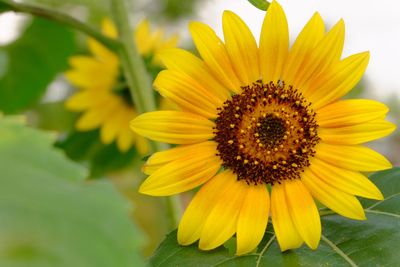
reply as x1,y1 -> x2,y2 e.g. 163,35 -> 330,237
0,18 -> 75,113
0,117 -> 144,267
56,129 -> 139,178
150,168 -> 400,267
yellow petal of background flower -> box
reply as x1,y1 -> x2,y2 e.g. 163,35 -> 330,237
134,20 -> 153,55
281,12 -> 325,86
130,111 -> 215,144
319,120 -> 396,145
284,179 -> 321,250
117,128 -> 135,152
143,141 -> 218,175
302,169 -> 366,220
178,171 -> 233,246
199,174 -> 247,250
189,22 -> 242,93
308,52 -> 370,109
310,158 -> 383,200
294,19 -> 344,93
222,11 -> 260,85
99,101 -> 129,144
236,184 -> 269,255
316,99 -> 388,127
271,183 -> 303,251
154,70 -> 221,118
158,48 -> 231,100
259,0 -> 289,83
139,148 -> 221,196
316,142 -> 392,171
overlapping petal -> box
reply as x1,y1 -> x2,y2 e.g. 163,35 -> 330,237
302,169 -> 366,220
271,183 -> 303,251
284,179 -> 321,250
154,70 -> 222,118
131,111 -> 215,144
259,1 -> 289,83
315,142 -> 392,171
189,22 -> 242,93
222,11 -> 260,85
236,184 -> 269,255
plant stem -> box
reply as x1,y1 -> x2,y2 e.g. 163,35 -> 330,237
110,0 -> 155,114
111,0 -> 180,229
0,0 -> 119,52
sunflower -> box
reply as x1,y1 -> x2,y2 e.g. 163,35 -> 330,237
131,1 -> 396,255
65,19 -> 178,152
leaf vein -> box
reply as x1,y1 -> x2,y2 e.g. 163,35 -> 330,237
321,234 -> 358,267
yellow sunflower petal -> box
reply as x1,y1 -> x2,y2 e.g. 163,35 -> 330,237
302,169 -> 366,220
65,90 -> 107,111
134,19 -> 153,55
199,173 -> 247,250
271,182 -> 303,251
316,99 -> 389,127
154,70 -> 221,118
65,56 -> 117,88
189,22 -> 242,93
143,141 -> 218,175
75,97 -> 120,131
259,0 -> 289,83
281,12 -> 324,86
101,18 -> 118,39
158,48 -> 231,100
222,11 -> 260,85
99,100 -> 128,144
117,128 -> 134,152
139,147 -> 221,196
310,158 -> 383,200
308,52 -> 370,109
130,111 -> 215,144
135,135 -> 150,155
319,120 -> 396,145
87,38 -> 118,65
315,142 -> 392,172
178,171 -> 233,246
236,184 -> 269,255
284,179 -> 321,250
294,19 -> 344,93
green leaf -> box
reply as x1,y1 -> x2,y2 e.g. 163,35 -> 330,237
150,168 -> 400,266
0,117 -> 144,267
56,129 -> 140,178
247,0 -> 270,11
0,18 -> 76,113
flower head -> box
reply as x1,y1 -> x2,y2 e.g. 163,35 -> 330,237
131,1 -> 395,255
65,19 -> 178,152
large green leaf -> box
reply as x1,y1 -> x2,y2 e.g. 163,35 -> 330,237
0,18 -> 75,113
0,117 -> 144,267
150,168 -> 400,266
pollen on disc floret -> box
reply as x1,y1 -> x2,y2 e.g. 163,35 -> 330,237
214,80 -> 320,185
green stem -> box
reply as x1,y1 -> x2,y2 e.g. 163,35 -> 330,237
110,0 -> 155,114
0,0 -> 120,52
111,0 -> 180,229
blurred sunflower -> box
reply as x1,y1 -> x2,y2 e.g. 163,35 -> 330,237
65,19 -> 178,152
131,1 -> 395,255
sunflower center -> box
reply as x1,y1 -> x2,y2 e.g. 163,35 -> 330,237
257,114 -> 286,148
214,81 -> 320,185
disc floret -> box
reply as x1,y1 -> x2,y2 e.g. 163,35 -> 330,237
214,81 -> 320,185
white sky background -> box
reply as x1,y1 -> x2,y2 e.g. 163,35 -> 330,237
0,0 -> 399,100
198,0 -> 400,100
